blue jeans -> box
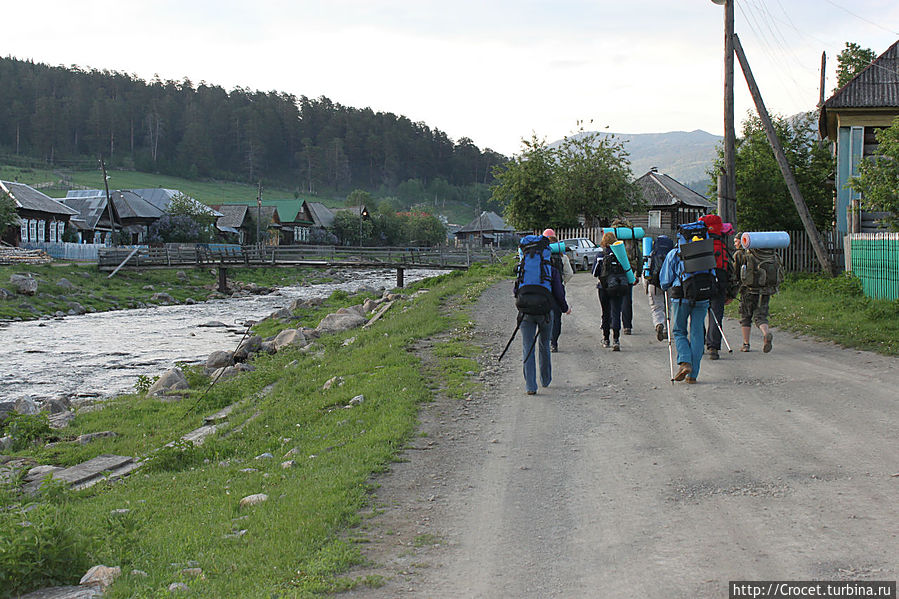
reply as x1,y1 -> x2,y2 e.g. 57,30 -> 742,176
597,288 -> 623,339
621,283 -> 633,329
520,314 -> 552,392
671,299 -> 709,379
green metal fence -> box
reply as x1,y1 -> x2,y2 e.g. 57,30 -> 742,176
848,233 -> 899,300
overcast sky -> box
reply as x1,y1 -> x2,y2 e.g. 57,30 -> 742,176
4,1 -> 899,156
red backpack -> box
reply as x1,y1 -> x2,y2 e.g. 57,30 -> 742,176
709,233 -> 731,271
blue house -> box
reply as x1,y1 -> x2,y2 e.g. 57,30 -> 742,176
819,40 -> 899,234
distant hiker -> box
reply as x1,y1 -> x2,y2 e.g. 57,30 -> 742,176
514,234 -> 570,395
732,236 -> 784,354
645,234 -> 675,341
660,222 -> 717,383
699,214 -> 734,360
610,218 -> 642,335
593,231 -> 628,351
543,228 -> 574,352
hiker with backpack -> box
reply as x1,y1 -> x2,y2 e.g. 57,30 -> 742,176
610,218 -> 642,335
732,235 -> 783,353
645,234 -> 675,341
543,228 -> 574,353
659,222 -> 718,383
593,231 -> 629,351
513,234 -> 570,395
698,214 -> 734,360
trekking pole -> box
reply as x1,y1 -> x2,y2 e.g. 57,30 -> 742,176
522,326 -> 540,365
497,313 -> 523,362
664,290 -> 675,384
708,307 -> 733,353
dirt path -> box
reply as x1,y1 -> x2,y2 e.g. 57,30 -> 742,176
344,273 -> 899,598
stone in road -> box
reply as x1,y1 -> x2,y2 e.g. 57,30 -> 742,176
344,274 -> 899,598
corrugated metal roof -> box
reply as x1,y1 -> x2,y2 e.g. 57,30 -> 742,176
636,171 -> 714,209
110,190 -> 164,220
2,181 -> 79,216
60,196 -> 108,229
457,211 -> 514,234
824,40 -> 899,109
305,201 -> 335,228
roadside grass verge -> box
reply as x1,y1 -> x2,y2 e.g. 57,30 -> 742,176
0,262 -> 506,598
728,272 -> 899,356
0,263 -> 332,321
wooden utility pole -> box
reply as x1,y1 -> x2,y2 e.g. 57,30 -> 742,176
256,181 -> 262,246
818,51 -> 827,108
99,157 -> 116,243
721,0 -> 737,229
733,33 -> 834,274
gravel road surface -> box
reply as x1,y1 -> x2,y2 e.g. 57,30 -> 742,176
345,273 -> 898,598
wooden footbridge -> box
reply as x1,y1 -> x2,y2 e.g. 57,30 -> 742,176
98,244 -> 500,290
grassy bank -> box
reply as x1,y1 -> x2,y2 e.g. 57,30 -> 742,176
0,263 -> 335,321
0,262 -> 505,598
732,273 -> 899,356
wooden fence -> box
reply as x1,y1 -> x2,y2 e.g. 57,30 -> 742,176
846,232 -> 899,300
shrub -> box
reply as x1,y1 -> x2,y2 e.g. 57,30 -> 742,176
1,413 -> 54,451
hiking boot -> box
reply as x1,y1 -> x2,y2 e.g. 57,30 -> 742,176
763,332 -> 773,353
612,341 -> 620,351
741,343 -> 750,352
601,338 -> 610,349
550,343 -> 558,353
686,377 -> 697,384
656,324 -> 666,341
623,328 -> 632,335
526,390 -> 537,395
708,348 -> 719,360
674,362 -> 692,381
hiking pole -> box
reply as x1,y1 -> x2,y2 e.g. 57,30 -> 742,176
708,308 -> 733,353
522,324 -> 540,365
498,313 -> 524,362
664,290 -> 674,384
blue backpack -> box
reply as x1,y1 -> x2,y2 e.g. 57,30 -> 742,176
671,222 -> 718,301
647,235 -> 675,287
515,235 -> 554,315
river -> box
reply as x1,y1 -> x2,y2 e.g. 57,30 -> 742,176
1,269 -> 448,405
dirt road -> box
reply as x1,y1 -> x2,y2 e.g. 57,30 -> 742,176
345,273 -> 899,598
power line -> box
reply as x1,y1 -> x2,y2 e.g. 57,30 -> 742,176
821,0 -> 899,36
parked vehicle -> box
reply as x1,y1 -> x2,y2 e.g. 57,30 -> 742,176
561,237 -> 601,271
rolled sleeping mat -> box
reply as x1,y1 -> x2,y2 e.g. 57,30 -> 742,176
741,231 -> 790,249
610,241 -> 636,284
549,241 -> 566,254
603,226 -> 645,240
642,237 -> 653,277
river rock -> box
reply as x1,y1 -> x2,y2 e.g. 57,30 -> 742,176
210,366 -> 239,382
68,302 -> 87,315
315,312 -> 367,334
239,493 -> 268,507
15,397 -> 40,415
77,431 -> 117,444
147,368 -> 189,395
56,277 -> 77,290
270,307 -> 293,321
10,274 -> 38,296
198,320 -> 227,328
150,292 -> 175,304
272,328 -> 306,351
0,400 -> 16,420
80,565 -> 121,590
206,350 -> 233,371
0,287 -> 14,300
176,270 -> 188,282
362,298 -> 379,313
234,335 -> 262,361
43,398 -> 71,414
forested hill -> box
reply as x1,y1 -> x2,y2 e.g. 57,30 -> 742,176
0,56 -> 507,196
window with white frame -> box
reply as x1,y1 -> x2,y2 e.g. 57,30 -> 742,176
50,221 -> 57,243
29,220 -> 37,242
37,220 -> 46,242
94,231 -> 102,244
21,220 -> 28,242
58,221 -> 65,240
649,210 -> 661,229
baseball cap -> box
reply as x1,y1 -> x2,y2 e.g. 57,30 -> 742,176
542,228 -> 556,238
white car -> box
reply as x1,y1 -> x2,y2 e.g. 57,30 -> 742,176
561,237 -> 601,271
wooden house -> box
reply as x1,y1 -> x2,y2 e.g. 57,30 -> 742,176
1,180 -> 78,246
627,169 -> 714,234
819,40 -> 899,234
454,211 -> 515,246
212,204 -> 251,243
63,190 -> 163,244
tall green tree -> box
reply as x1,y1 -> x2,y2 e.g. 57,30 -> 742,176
490,135 -> 562,230
835,42 -> 877,90
710,111 -> 834,231
849,116 -> 899,231
0,191 -> 17,234
554,130 -> 641,226
332,210 -> 373,246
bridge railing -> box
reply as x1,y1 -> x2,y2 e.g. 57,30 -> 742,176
98,244 -> 501,270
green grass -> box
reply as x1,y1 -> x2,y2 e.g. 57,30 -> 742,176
0,262 -> 507,598
728,272 -> 899,356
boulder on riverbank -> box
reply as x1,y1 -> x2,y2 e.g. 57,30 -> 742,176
315,311 -> 367,334
205,350 -> 234,372
147,368 -> 189,395
272,328 -> 306,351
10,274 -> 38,296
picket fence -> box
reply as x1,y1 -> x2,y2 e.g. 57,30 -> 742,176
846,232 -> 899,301
21,242 -> 113,262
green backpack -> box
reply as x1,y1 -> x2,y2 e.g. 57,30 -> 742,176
740,249 -> 784,293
